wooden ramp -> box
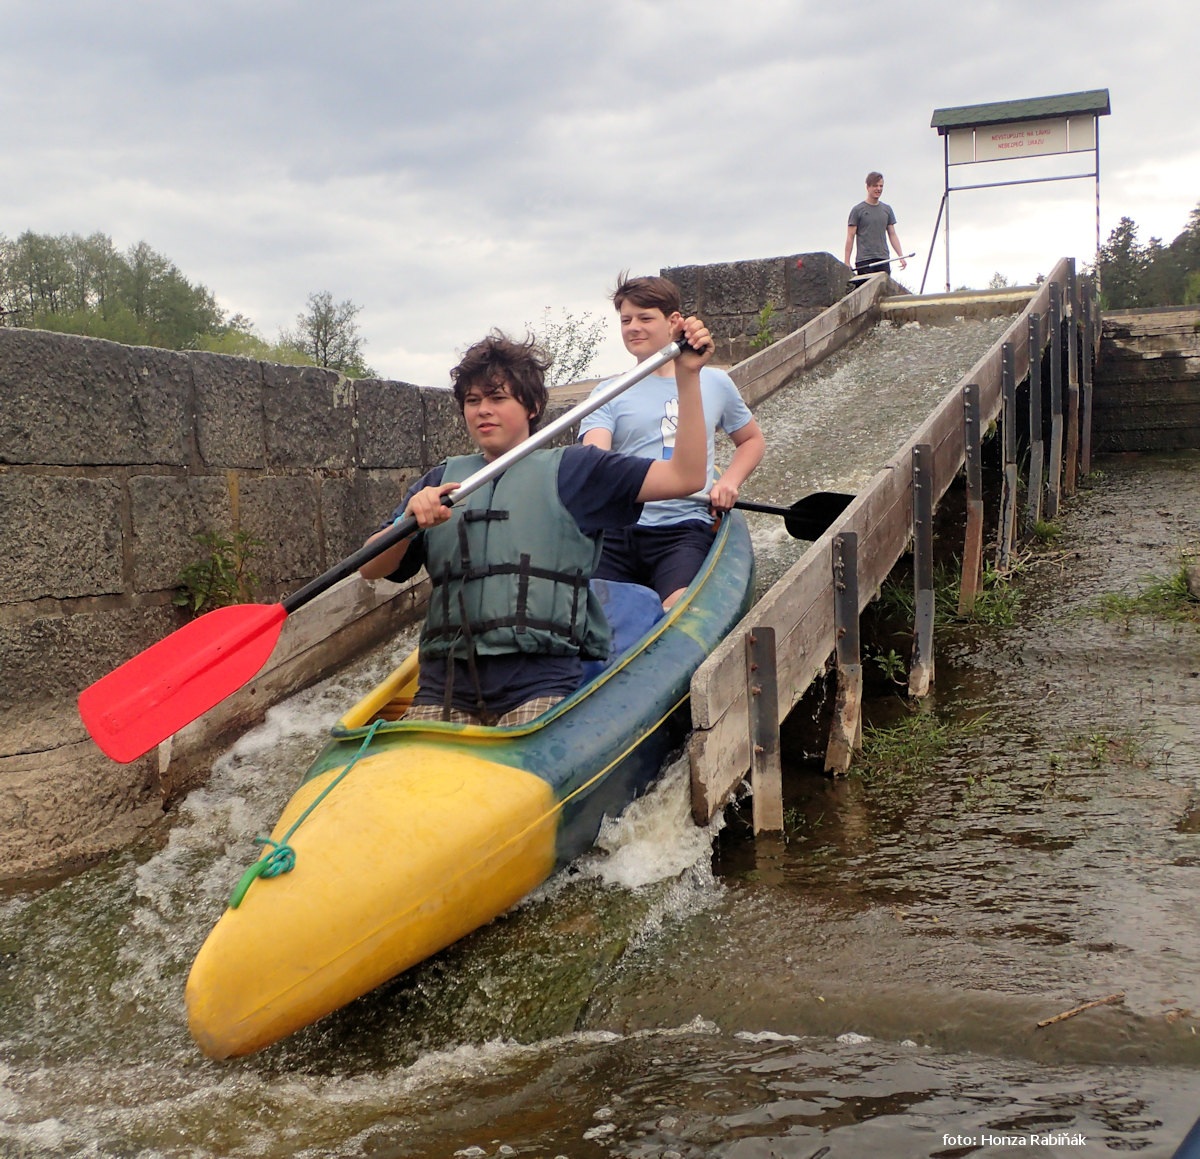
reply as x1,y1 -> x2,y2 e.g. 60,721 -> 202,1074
689,256 -> 1098,824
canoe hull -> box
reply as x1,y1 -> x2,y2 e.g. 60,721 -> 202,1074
187,513 -> 754,1058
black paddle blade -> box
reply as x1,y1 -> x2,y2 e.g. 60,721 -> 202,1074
782,491 -> 854,540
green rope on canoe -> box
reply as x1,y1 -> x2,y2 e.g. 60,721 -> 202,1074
228,718 -> 385,909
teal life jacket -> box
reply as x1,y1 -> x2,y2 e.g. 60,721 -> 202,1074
419,448 -> 612,663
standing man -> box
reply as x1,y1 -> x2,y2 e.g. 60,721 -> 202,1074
845,171 -> 907,276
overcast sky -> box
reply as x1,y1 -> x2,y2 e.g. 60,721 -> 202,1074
2,1 -> 1195,385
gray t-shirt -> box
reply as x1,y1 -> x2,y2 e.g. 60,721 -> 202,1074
847,200 -> 897,264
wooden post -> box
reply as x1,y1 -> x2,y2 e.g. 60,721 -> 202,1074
1064,261 -> 1080,494
825,533 -> 862,775
997,343 -> 1018,570
959,383 -> 984,615
1024,313 -> 1044,532
1080,281 -> 1094,477
1046,282 -> 1064,519
745,627 -> 783,832
909,444 -> 935,698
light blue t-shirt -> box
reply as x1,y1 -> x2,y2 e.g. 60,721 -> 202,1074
577,364 -> 754,528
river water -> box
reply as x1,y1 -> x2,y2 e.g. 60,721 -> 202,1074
3,319 -> 1199,1157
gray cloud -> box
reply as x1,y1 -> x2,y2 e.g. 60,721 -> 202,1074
2,0 -> 1197,383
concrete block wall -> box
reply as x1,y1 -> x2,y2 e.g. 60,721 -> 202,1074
0,326 -> 477,882
1094,307 -> 1200,452
662,252 -> 854,364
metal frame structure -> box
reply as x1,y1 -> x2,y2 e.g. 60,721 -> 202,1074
923,89 -> 1111,293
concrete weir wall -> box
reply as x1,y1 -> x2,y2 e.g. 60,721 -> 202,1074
663,252 -> 855,365
1094,306 -> 1200,451
0,326 -> 479,883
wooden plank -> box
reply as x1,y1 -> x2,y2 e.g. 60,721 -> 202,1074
997,343 -> 1018,569
1047,282 -> 1064,519
959,384 -> 984,614
1081,288 -> 1093,475
746,627 -> 783,832
688,260 -> 1074,821
1025,312 -> 1045,531
1064,262 -> 1080,494
824,533 -> 862,775
908,446 -> 935,698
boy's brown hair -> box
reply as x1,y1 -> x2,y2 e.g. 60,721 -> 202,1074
866,170 -> 884,185
450,330 -> 551,432
611,270 -> 682,317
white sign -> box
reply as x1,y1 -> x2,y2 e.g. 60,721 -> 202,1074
949,116 -> 1097,165
977,118 -> 1068,160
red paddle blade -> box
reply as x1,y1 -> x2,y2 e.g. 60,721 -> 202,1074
78,602 -> 288,764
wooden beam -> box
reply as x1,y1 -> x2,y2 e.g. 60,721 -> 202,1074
1064,261 -> 1080,493
1047,282 -> 1064,518
959,383 -> 984,614
909,447 -> 935,698
825,533 -> 862,774
746,627 -> 784,832
997,343 -> 1018,569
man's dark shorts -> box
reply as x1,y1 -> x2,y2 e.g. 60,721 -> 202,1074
593,520 -> 717,602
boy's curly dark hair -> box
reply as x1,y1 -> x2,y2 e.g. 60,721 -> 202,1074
449,330 -> 551,432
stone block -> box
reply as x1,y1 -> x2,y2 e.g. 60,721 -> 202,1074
193,351 -> 266,468
0,475 -> 124,603
0,328 -> 191,466
262,362 -> 353,469
129,474 -> 233,594
355,378 -> 424,468
0,605 -> 182,753
787,252 -> 853,309
0,740 -> 160,882
697,259 -> 789,317
238,474 -> 322,587
421,387 -> 474,468
663,264 -> 703,314
352,468 -> 418,537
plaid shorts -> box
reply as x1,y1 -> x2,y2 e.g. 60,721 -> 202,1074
402,695 -> 563,728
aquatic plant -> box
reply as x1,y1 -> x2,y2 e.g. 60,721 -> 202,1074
749,301 -> 776,352
1091,559 -> 1200,627
174,529 -> 263,616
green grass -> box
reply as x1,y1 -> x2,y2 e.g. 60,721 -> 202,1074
874,559 -> 1023,631
1092,561 -> 1200,627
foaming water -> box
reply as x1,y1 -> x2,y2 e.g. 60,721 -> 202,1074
723,315 -> 1014,592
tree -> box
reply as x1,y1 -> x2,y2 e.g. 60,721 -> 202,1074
1096,216 -> 1150,309
528,307 -> 606,387
279,290 -> 374,377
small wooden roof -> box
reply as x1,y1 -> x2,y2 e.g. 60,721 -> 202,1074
931,89 -> 1111,134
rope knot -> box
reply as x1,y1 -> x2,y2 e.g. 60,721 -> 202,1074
255,836 -> 296,876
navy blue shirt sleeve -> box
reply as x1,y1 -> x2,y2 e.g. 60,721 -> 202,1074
556,444 -> 652,536
381,464 -> 446,584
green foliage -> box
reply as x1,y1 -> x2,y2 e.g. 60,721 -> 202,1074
278,290 -> 375,377
1092,203 -> 1200,309
987,271 -> 1013,289
528,307 -> 606,387
0,230 -> 232,350
1091,560 -> 1200,627
0,231 -> 375,373
874,558 -> 1022,630
749,301 -> 775,352
174,530 -> 264,617
869,646 -> 907,684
